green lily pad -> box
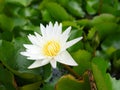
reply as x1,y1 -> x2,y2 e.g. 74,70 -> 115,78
56,74 -> 91,90
19,81 -> 41,90
6,0 -> 33,7
72,50 -> 92,75
110,76 -> 120,90
92,57 -> 112,90
45,2 -> 74,21
66,1 -> 85,18
41,9 -> 54,22
1,31 -> 13,41
91,14 -> 118,39
0,0 -> 5,12
92,57 -> 120,90
111,50 -> 120,70
101,33 -> 120,55
86,0 -> 98,15
0,65 -> 16,90
0,39 -> 42,83
0,14 -> 14,31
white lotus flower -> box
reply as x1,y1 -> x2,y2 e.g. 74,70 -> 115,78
20,22 -> 83,69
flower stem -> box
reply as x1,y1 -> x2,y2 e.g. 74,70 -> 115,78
62,64 -> 83,80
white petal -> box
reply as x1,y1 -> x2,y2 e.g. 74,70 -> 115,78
46,22 -> 61,40
23,44 -> 39,51
54,22 -> 58,27
53,22 -> 59,32
66,37 -> 83,49
20,51 -> 45,60
59,26 -> 71,52
50,59 -> 57,68
61,26 -> 71,42
20,51 -> 39,57
28,34 -> 36,44
45,22 -> 54,39
40,24 -> 46,36
49,22 -> 53,27
28,59 -> 49,69
34,32 -> 44,46
54,22 -> 62,38
56,51 -> 78,66
21,44 -> 44,60
23,44 -> 42,55
28,34 -> 41,45
58,23 -> 62,32
20,51 -> 30,56
47,22 -> 53,33
34,32 -> 41,39
27,55 -> 45,60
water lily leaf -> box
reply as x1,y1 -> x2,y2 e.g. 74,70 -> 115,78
19,81 -> 41,90
1,31 -> 13,41
22,25 -> 39,32
91,14 -> 118,39
101,4 -> 117,15
0,14 -> 14,31
101,34 -> 120,55
57,0 -> 69,6
41,9 -> 54,22
0,39 -> 42,83
92,57 -> 112,90
18,7 -> 41,20
13,17 -> 27,27
0,65 -> 16,90
92,57 -> 120,90
6,0 -> 33,7
86,0 -> 98,15
58,0 -> 85,18
45,2 -> 74,21
92,14 -> 117,23
66,1 -> 85,18
111,50 -> 120,70
40,83 -> 54,90
56,74 -> 91,90
77,19 -> 91,27
0,85 -> 6,90
110,76 -> 120,90
62,21 -> 80,29
72,50 -> 92,75
0,0 -> 5,12
87,27 -> 96,40
94,22 -> 118,39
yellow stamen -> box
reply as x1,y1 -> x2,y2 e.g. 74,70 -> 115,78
43,40 -> 60,56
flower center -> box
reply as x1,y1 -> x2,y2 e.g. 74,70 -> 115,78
43,40 -> 60,56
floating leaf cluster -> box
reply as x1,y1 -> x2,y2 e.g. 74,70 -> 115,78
0,0 -> 120,90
